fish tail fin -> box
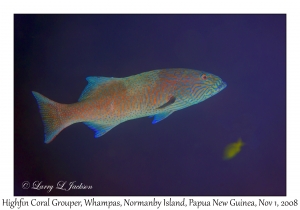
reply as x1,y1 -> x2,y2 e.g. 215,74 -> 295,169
32,91 -> 70,143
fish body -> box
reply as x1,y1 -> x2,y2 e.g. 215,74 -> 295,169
32,68 -> 227,143
223,138 -> 244,160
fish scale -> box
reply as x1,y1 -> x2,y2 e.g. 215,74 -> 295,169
32,68 -> 227,143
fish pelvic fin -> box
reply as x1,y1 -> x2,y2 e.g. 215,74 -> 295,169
32,91 -> 70,143
151,111 -> 174,124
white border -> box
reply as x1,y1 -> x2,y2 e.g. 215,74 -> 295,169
1,0 -> 299,209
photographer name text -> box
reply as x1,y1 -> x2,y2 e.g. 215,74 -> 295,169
22,180 -> 92,193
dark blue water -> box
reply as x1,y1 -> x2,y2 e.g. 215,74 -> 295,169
14,14 -> 286,196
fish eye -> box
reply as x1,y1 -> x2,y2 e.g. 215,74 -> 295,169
202,74 -> 207,80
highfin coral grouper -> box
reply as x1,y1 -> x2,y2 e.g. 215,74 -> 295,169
32,68 -> 227,143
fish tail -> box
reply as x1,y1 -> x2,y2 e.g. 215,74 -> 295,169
32,91 -> 70,143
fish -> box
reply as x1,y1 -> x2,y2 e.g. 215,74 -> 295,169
32,68 -> 227,143
223,138 -> 244,160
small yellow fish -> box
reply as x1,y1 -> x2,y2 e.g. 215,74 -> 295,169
223,138 -> 244,160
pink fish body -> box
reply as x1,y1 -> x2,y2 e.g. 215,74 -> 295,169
32,68 -> 226,143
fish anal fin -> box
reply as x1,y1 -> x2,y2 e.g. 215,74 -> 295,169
151,111 -> 174,124
84,121 -> 118,138
78,77 -> 118,101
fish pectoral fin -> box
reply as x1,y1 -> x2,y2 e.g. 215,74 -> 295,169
84,121 -> 118,138
151,111 -> 174,124
157,96 -> 176,109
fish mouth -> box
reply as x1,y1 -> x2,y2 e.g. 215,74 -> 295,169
216,81 -> 227,92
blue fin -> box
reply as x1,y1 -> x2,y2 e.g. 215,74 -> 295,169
152,111 -> 174,124
84,121 -> 118,138
78,76 -> 118,101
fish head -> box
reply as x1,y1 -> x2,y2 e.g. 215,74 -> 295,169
189,70 -> 227,103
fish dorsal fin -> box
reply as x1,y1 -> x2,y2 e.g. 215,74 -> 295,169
84,121 -> 118,138
151,111 -> 174,124
78,76 -> 117,101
